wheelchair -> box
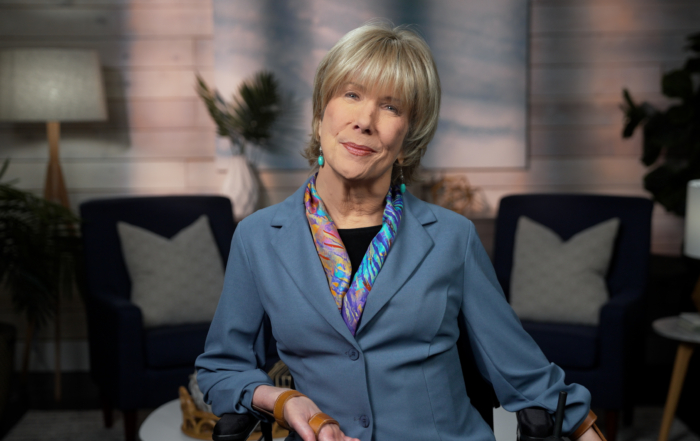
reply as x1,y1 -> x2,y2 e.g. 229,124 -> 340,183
210,393 -> 571,441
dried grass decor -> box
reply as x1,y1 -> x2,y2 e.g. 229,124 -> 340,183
179,386 -> 219,440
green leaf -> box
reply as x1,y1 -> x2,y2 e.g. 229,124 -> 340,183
686,32 -> 700,53
0,169 -> 81,328
684,57 -> 700,73
195,71 -> 288,154
666,104 -> 694,125
643,164 -> 689,216
621,89 -> 655,138
641,113 -> 671,165
662,69 -> 693,100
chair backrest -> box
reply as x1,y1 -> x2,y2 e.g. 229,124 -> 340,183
80,195 -> 236,300
493,194 -> 653,300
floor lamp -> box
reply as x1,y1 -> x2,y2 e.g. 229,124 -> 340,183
0,48 -> 107,400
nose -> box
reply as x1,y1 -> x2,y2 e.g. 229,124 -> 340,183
353,101 -> 375,135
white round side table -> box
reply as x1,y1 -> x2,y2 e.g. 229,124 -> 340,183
652,316 -> 700,441
139,399 -> 192,441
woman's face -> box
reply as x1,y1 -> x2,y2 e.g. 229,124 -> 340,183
318,81 -> 409,186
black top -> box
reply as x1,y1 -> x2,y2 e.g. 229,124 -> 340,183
337,225 -> 382,282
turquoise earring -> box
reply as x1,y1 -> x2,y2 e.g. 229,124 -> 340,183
399,166 -> 406,194
318,146 -> 324,166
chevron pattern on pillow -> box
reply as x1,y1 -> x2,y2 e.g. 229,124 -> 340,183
509,216 -> 619,326
117,215 -> 224,327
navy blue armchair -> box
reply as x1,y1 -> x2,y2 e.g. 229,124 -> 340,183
493,194 -> 653,441
80,196 -> 236,441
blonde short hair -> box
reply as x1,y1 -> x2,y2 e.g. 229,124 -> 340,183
302,21 -> 441,185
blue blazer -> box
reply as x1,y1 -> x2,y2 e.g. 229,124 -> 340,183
196,181 -> 591,441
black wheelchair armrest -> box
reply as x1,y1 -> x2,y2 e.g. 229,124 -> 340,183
517,407 -> 554,441
213,413 -> 272,441
213,407 -> 554,441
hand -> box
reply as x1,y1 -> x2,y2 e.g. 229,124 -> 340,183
253,385 -> 360,441
577,426 -> 605,441
284,395 -> 359,441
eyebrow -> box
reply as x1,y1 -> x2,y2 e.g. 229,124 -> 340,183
343,82 -> 402,104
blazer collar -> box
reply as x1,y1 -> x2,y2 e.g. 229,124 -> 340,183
270,179 -> 436,345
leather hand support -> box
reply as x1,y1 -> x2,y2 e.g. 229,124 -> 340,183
251,389 -> 306,430
570,410 -> 598,441
273,390 -> 306,430
308,412 -> 339,437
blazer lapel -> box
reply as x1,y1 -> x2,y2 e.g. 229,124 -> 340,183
356,193 -> 436,336
270,184 -> 360,347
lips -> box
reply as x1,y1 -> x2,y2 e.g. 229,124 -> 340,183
342,142 -> 374,156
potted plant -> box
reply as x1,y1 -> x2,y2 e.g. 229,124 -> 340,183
196,71 -> 291,220
0,159 -> 82,406
621,32 -> 700,216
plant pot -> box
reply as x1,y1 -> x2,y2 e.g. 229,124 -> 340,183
221,155 -> 259,221
0,322 -> 16,418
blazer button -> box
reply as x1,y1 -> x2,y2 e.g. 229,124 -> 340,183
347,349 -> 359,361
359,415 -> 369,428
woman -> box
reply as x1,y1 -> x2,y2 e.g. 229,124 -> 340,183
196,22 -> 604,441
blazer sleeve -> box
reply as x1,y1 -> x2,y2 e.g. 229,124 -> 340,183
195,224 -> 274,418
460,221 -> 591,435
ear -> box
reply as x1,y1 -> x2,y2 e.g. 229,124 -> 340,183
397,149 -> 406,165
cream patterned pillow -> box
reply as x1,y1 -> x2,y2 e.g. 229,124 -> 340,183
117,215 -> 224,327
509,216 -> 619,326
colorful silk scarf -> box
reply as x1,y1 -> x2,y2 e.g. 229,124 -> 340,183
304,175 -> 404,336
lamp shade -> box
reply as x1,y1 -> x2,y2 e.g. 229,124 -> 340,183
685,180 -> 700,258
0,48 -> 107,122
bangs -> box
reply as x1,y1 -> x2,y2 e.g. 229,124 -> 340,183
322,34 -> 422,116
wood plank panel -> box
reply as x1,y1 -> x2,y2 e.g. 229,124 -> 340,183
432,157 -> 646,187
195,38 -> 214,67
5,160 -> 187,190
68,187 -> 203,212
531,65 -> 660,96
0,7 -> 212,37
0,0 -> 205,6
529,126 -> 641,157
104,69 -> 212,99
0,128 -> 214,158
127,7 -> 213,36
533,3 -> 700,34
122,99 -> 199,129
186,162 -> 311,193
0,39 -> 195,67
30,99 -> 205,130
185,160 -> 225,189
532,33 -> 688,65
530,99 -> 625,127
195,99 -> 217,130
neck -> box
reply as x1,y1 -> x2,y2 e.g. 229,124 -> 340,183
315,168 -> 390,229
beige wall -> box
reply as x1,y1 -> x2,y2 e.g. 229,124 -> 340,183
0,0 -> 696,367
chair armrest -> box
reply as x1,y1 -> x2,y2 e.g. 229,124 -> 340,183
213,414 -> 270,441
86,294 -> 146,389
598,289 -> 644,372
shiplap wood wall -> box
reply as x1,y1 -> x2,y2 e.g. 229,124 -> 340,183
0,0 -> 697,363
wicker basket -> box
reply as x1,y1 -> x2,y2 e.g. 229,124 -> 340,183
180,360 -> 293,440
179,386 -> 220,440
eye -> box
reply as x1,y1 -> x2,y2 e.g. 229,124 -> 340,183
384,104 -> 400,114
345,91 -> 359,99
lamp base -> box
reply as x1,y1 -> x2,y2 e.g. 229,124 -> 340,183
43,120 -> 68,403
44,121 -> 69,208
692,275 -> 700,312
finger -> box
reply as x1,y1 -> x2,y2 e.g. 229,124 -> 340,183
317,423 -> 349,441
291,422 -> 317,441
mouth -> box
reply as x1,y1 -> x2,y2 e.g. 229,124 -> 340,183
342,142 -> 375,157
